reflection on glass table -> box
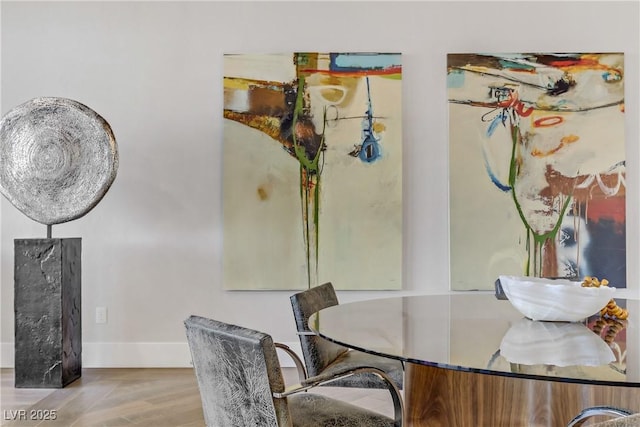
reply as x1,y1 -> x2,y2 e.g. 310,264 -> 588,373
499,318 -> 616,367
492,317 -> 630,383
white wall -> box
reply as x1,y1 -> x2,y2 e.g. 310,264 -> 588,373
1,1 -> 638,367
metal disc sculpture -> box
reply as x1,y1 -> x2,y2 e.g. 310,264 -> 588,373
0,97 -> 118,228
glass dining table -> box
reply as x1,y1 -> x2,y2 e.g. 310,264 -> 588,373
308,292 -> 639,427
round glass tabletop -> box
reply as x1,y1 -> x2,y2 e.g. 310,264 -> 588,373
309,293 -> 639,387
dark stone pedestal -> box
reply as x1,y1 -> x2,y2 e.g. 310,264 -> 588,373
14,238 -> 82,388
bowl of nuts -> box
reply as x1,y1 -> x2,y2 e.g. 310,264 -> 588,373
498,275 -> 616,322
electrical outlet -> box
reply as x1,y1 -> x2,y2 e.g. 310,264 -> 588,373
96,307 -> 108,324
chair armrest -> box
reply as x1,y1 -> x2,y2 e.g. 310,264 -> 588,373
568,406 -> 635,427
273,365 -> 404,427
274,342 -> 307,382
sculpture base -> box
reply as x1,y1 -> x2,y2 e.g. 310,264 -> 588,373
14,238 -> 82,388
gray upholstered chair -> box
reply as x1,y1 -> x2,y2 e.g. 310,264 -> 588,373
184,315 -> 403,427
591,414 -> 640,426
290,282 -> 404,389
568,406 -> 638,427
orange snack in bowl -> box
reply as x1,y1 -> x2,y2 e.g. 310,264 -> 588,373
581,276 -> 609,288
601,298 -> 628,320
582,277 -> 627,320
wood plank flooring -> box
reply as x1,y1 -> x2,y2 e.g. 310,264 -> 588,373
1,368 -> 395,426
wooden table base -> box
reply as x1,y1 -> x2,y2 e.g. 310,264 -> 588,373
405,363 -> 639,427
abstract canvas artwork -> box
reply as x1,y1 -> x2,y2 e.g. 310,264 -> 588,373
448,53 -> 626,290
223,53 -> 402,290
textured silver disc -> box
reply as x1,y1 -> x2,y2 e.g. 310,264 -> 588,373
0,97 -> 118,225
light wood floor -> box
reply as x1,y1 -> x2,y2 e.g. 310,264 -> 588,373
1,368 -> 396,426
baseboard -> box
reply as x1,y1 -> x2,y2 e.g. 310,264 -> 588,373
1,341 -> 302,368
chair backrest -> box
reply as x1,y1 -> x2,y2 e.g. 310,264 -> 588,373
290,282 -> 349,377
184,315 -> 291,427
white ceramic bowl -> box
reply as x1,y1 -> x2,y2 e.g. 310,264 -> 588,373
499,318 -> 614,366
498,275 -> 616,322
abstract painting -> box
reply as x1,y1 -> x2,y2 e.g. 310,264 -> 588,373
223,53 -> 402,290
448,53 -> 626,290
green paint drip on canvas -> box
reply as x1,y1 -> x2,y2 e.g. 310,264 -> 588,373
508,122 -> 572,277
292,76 -> 325,289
